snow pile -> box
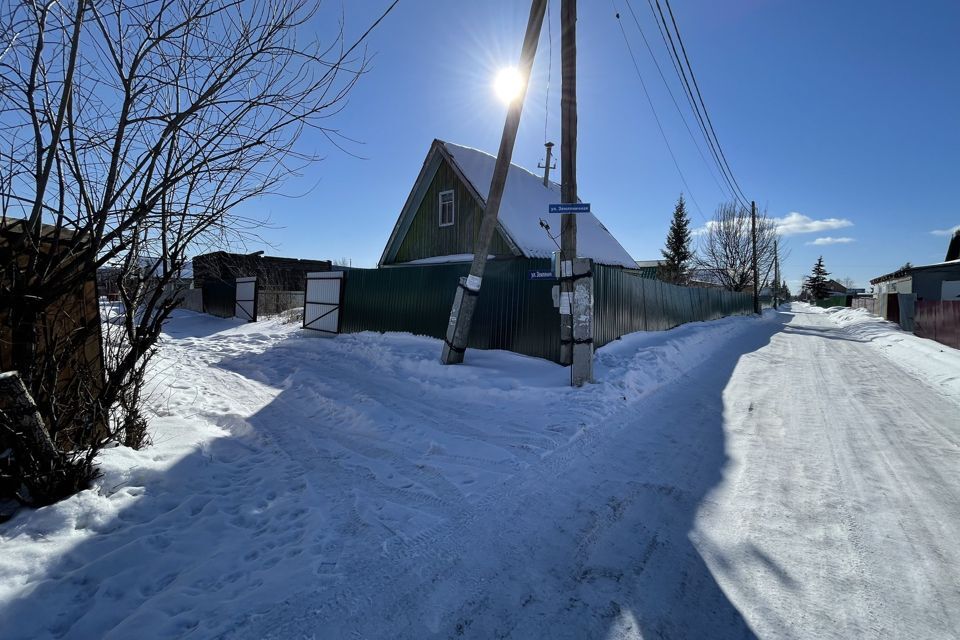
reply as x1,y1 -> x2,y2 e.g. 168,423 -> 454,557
0,308 -> 766,638
442,141 -> 636,267
820,304 -> 960,402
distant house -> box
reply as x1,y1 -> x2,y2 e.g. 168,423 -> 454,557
193,250 -> 333,317
97,257 -> 193,300
379,139 -> 636,268
823,279 -> 851,298
634,260 -> 664,280
869,231 -> 960,323
870,260 -> 960,302
192,251 -> 332,291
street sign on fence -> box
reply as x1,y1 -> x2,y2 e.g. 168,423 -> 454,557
529,270 -> 555,280
548,203 -> 590,214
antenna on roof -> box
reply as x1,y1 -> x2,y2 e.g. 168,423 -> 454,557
537,141 -> 556,187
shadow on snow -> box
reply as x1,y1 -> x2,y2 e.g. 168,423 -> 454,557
0,310 -> 794,639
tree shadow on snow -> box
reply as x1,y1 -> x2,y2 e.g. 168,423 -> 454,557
0,309 -> 794,640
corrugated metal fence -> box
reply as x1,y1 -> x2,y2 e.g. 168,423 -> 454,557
914,300 -> 960,349
340,258 -> 560,362
338,258 -> 754,362
593,265 -> 753,348
851,297 -> 875,314
257,290 -> 304,316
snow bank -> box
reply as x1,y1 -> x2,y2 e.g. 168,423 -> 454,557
818,304 -> 960,403
0,309 -> 767,638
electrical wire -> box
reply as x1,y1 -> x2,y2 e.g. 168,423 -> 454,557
619,0 -> 728,201
644,0 -> 751,211
663,0 -> 751,207
544,0 -> 552,145
612,4 -> 707,221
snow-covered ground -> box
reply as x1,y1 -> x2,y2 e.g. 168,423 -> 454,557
1,303 -> 958,639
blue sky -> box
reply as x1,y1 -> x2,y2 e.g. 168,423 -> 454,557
237,0 -> 960,290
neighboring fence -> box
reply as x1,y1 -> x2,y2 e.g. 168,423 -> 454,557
814,295 -> 849,309
897,293 -> 916,332
851,297 -> 875,314
177,288 -> 204,312
340,258 -> 560,362
593,266 -> 753,349
257,290 -> 304,316
913,300 -> 960,349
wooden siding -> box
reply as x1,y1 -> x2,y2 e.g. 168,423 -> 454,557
0,225 -> 106,446
392,157 -> 513,263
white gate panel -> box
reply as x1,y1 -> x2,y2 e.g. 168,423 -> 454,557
235,276 -> 257,321
304,271 -> 344,334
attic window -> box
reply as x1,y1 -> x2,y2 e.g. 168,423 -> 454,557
439,190 -> 455,227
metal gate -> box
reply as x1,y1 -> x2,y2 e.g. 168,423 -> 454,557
235,276 -> 257,322
303,271 -> 344,334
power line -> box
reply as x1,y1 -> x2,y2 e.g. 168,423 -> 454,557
619,0 -> 729,202
644,0 -> 751,211
612,5 -> 707,221
544,0 -> 552,144
642,0 -> 737,205
663,0 -> 750,207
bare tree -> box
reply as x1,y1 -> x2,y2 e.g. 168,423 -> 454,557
0,0 -> 388,504
696,201 -> 780,293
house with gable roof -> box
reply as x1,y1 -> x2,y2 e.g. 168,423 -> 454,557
379,139 -> 636,269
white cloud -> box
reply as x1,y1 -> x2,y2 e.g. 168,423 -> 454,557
773,212 -> 853,236
931,224 -> 960,236
806,236 -> 855,246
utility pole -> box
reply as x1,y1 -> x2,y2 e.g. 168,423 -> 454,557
538,141 -> 555,186
560,0 -> 592,385
440,0 -> 547,365
751,200 -> 760,315
773,237 -> 780,309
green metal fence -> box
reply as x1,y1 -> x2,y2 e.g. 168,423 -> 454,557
340,258 -> 560,362
593,265 -> 753,348
813,295 -> 850,308
339,259 -> 754,362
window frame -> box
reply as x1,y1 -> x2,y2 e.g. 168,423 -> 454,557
438,189 -> 455,228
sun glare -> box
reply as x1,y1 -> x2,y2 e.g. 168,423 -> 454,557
493,67 -> 524,104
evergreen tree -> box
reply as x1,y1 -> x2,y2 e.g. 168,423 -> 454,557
660,194 -> 693,285
781,280 -> 792,300
806,256 -> 830,300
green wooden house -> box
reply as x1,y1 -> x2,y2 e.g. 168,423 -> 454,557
379,139 -> 637,268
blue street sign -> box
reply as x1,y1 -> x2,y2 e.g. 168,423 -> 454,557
549,203 -> 591,214
528,270 -> 555,280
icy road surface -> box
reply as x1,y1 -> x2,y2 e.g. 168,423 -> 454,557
1,304 -> 958,639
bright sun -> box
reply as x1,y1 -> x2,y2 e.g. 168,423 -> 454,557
493,67 -> 524,104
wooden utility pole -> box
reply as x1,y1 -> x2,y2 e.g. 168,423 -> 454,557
558,0 -> 577,367
751,200 -> 760,315
440,0 -> 547,365
773,237 -> 780,308
560,0 -> 592,385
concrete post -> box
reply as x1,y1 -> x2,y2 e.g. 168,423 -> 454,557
571,257 -> 593,385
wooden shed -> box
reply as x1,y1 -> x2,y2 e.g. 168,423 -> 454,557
0,220 -> 105,447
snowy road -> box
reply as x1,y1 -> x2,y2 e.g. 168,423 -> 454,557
2,304 -> 959,639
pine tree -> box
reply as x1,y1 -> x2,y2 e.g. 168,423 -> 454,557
780,280 -> 792,300
806,256 -> 830,300
661,194 -> 693,285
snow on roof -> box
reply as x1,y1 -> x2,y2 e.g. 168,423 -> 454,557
870,258 -> 960,284
440,141 -> 636,268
